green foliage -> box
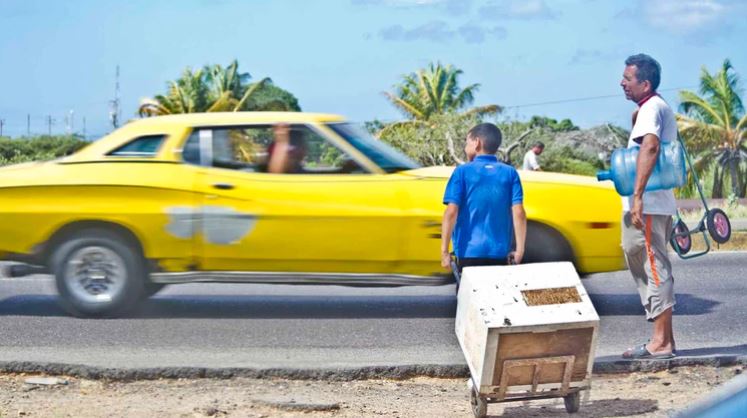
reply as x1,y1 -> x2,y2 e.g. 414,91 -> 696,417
376,113 -> 480,166
528,116 -> 579,132
373,112 -> 603,176
384,62 -> 500,121
0,135 -> 88,166
240,83 -> 301,112
678,59 -> 747,197
539,146 -> 602,176
139,60 -> 300,116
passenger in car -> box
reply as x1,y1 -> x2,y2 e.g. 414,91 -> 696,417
266,124 -> 308,174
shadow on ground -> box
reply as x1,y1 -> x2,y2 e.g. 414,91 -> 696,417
498,398 -> 658,417
0,294 -> 458,319
590,293 -> 720,316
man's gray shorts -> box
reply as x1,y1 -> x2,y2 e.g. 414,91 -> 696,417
622,212 -> 675,321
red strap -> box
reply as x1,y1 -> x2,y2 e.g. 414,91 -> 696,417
637,93 -> 658,107
645,215 -> 661,287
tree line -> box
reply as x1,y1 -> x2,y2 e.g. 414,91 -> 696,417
1,59 -> 745,199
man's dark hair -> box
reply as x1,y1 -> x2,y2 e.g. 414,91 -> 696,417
467,123 -> 502,154
625,54 -> 661,91
533,141 -> 545,149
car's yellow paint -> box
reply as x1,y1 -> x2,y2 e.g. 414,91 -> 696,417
0,112 -> 625,277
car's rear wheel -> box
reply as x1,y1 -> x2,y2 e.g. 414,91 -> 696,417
523,222 -> 575,265
51,229 -> 146,318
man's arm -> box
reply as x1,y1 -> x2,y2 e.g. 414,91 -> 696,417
509,203 -> 527,264
268,124 -> 291,174
631,133 -> 660,229
441,203 -> 458,269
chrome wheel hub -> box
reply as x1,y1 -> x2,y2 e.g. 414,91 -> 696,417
64,246 -> 126,304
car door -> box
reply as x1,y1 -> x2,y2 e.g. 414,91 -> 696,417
184,124 -> 405,274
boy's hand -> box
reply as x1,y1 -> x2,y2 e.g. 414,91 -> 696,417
508,250 -> 523,265
441,251 -> 452,270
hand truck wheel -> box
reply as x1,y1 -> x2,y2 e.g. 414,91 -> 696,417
468,380 -> 487,418
564,391 -> 580,413
670,219 -> 692,254
706,208 -> 731,244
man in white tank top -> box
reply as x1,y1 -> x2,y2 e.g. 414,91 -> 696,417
619,54 -> 677,360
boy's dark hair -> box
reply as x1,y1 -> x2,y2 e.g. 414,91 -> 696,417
533,141 -> 545,149
625,54 -> 661,91
468,123 -> 502,154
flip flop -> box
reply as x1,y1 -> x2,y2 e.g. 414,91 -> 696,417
622,344 -> 675,359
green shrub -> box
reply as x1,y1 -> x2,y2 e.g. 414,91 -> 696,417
539,145 -> 603,176
0,135 -> 88,166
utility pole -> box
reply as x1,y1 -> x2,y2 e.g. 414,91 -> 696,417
0,118 -> 5,137
82,117 -> 87,139
109,65 -> 121,128
27,114 -> 30,136
47,115 -> 54,136
65,109 -> 74,134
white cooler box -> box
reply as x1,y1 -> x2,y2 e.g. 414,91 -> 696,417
455,261 -> 599,403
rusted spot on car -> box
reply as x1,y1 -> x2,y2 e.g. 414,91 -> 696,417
202,205 -> 256,244
166,206 -> 256,244
166,206 -> 199,239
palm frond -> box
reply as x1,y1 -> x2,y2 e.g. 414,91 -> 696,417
461,104 -> 501,117
383,92 -> 426,120
233,77 -> 270,111
679,90 -> 726,127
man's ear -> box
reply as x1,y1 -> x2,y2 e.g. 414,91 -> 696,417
474,138 -> 483,152
643,80 -> 652,94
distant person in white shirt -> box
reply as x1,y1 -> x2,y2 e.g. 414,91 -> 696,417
522,142 -> 544,171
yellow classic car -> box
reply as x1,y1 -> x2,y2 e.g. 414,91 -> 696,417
0,112 -> 624,317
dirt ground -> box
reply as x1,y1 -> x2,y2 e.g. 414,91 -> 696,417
0,365 -> 742,418
688,230 -> 747,252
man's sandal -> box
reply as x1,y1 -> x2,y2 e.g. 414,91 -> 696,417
622,343 -> 675,359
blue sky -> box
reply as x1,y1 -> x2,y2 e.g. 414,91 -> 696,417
0,0 -> 745,138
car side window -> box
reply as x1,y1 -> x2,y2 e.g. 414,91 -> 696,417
214,126 -> 274,170
301,126 -> 362,173
108,135 -> 166,157
183,125 -> 365,174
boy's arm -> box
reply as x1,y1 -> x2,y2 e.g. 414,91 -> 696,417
441,203 -> 458,269
510,203 -> 527,264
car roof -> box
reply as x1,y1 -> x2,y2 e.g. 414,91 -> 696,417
62,112 -> 347,163
129,112 -> 346,127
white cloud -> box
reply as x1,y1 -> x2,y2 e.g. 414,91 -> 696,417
478,0 -> 559,20
379,21 -> 507,44
380,21 -> 455,42
352,0 -> 473,14
642,0 -> 726,33
353,0 -> 449,7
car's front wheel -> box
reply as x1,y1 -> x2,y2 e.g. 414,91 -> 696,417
51,230 -> 146,317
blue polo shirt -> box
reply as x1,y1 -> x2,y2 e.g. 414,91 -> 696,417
443,155 -> 523,259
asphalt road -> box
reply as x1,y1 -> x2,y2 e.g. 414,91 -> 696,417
0,253 -> 745,370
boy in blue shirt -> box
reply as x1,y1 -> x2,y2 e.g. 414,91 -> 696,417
440,123 -> 527,272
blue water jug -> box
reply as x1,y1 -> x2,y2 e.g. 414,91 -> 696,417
596,140 -> 687,196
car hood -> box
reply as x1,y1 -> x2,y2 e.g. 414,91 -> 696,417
400,165 -> 615,190
0,162 -> 45,172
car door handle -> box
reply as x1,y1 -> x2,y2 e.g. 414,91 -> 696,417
212,182 -> 235,190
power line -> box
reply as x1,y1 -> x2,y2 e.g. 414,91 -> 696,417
502,86 -> 698,109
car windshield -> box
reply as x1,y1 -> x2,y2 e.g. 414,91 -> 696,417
327,123 -> 420,173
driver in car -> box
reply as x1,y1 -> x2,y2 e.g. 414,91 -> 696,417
266,124 -> 308,174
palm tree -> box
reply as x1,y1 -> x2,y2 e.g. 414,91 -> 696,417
384,62 -> 500,120
139,60 -> 292,116
677,59 -> 747,198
